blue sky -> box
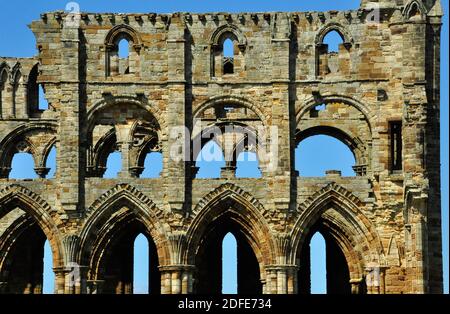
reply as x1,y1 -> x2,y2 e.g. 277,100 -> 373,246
1,0 -> 448,294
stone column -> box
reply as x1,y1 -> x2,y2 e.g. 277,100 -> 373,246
117,141 -> 133,178
53,264 -> 88,294
350,278 -> 364,294
159,265 -> 195,294
53,267 -> 69,294
221,165 -> 236,179
264,265 -> 298,294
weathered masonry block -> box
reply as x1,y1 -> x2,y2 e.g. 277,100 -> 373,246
0,0 -> 444,294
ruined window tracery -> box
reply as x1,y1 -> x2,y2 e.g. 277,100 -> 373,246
316,24 -> 352,78
193,99 -> 266,178
105,25 -> 142,77
87,101 -> 161,178
210,25 -> 247,78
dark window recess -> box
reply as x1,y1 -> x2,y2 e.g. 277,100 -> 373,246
390,121 -> 402,171
223,57 -> 234,74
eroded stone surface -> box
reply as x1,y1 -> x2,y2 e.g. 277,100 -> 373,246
0,0 -> 443,294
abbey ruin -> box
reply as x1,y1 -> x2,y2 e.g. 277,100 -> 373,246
0,0 -> 444,294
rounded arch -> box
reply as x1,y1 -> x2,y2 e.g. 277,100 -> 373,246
192,121 -> 261,164
315,22 -> 354,46
186,183 -> 275,267
0,185 -> 64,268
0,122 -> 58,177
193,95 -> 266,125
86,95 -> 164,137
295,126 -> 365,166
291,183 -> 384,282
104,24 -> 143,51
296,94 -> 373,133
210,24 -> 247,49
79,184 -> 171,268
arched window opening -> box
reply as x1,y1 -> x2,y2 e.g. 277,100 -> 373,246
235,152 -> 261,178
103,151 -> 122,178
295,135 -> 356,177
9,152 -> 37,179
195,218 -> 262,294
212,28 -> 246,78
0,209 -> 49,294
195,141 -> 225,178
105,26 -> 141,77
26,65 -> 49,112
89,220 -> 160,294
140,152 -> 163,178
310,232 -> 327,294
38,84 -> 48,111
43,240 -> 54,294
0,69 -> 8,118
323,30 -> 343,53
223,38 -> 234,58
222,233 -> 238,294
133,234 -> 149,294
117,38 -> 130,74
408,3 -> 422,20
45,146 -> 57,179
223,38 -> 234,74
118,38 -> 130,59
298,225 -> 352,295
318,30 -> 349,76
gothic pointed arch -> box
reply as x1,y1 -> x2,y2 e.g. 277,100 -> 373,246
292,183 -> 384,288
315,22 -> 354,47
79,184 -> 170,267
403,0 -> 427,20
10,62 -> 22,84
0,62 -> 10,78
0,184 -> 63,267
188,183 -> 274,265
187,183 -> 275,294
0,214 -> 35,271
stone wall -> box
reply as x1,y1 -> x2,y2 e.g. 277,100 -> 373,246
0,0 -> 444,294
